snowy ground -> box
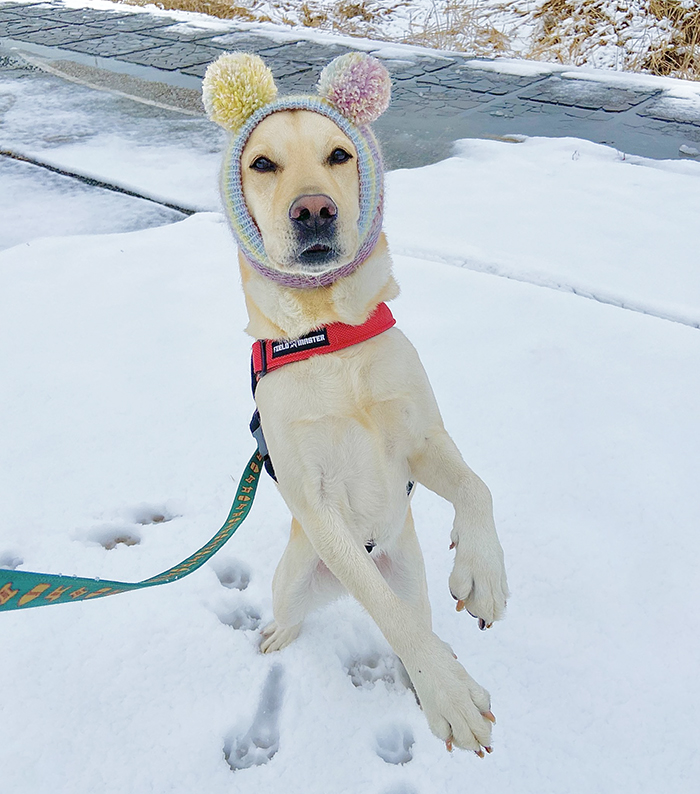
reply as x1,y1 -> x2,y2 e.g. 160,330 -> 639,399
0,62 -> 223,252
2,69 -> 700,793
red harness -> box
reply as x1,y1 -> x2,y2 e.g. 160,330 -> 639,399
251,301 -> 395,383
249,302 -> 396,481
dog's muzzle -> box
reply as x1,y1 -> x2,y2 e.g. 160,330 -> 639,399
290,193 -> 340,266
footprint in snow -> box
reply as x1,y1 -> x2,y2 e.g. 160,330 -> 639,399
382,786 -> 418,794
79,504 -> 178,550
217,603 -> 262,632
211,558 -> 260,631
211,558 -> 251,591
225,664 -> 284,771
345,652 -> 412,692
375,724 -> 415,765
0,552 -> 23,570
130,505 -> 177,526
83,524 -> 142,550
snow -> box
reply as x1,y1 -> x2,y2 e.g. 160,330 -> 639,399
2,67 -> 700,793
560,68 -> 700,98
385,136 -> 700,328
465,57 -> 562,77
0,154 -> 185,250
0,66 -> 224,213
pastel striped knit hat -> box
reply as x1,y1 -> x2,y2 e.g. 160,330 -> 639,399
203,51 -> 391,289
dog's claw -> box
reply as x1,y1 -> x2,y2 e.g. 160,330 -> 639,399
449,541 -> 455,550
475,749 -> 485,758
446,738 -> 453,753
482,710 -> 496,724
456,599 -> 466,612
485,746 -> 493,754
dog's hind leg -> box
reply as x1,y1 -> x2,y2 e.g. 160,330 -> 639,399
261,518 -> 344,653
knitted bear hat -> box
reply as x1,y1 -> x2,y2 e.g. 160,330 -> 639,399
202,51 -> 391,290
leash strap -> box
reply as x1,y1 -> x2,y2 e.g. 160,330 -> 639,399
0,452 -> 263,613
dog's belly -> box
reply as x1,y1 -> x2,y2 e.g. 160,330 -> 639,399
254,329 -> 441,549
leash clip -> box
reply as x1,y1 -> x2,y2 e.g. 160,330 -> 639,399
249,409 -> 277,481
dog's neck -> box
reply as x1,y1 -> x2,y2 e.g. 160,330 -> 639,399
239,233 -> 400,339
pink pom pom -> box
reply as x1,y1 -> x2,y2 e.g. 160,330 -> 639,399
318,53 -> 391,125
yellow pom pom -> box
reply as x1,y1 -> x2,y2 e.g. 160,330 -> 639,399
202,53 -> 278,132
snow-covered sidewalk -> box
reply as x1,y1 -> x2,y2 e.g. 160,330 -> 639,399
1,69 -> 699,793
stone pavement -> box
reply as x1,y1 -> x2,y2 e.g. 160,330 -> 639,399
1,0 -> 700,168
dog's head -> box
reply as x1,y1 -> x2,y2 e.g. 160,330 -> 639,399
240,109 -> 360,271
203,52 -> 391,289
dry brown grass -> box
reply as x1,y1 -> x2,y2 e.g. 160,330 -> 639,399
528,0 -> 699,80
122,1 -> 400,36
643,1 -> 700,79
401,1 -> 513,55
528,0 -> 619,65
121,0 -> 266,22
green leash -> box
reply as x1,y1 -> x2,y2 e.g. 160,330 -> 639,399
0,451 -> 263,613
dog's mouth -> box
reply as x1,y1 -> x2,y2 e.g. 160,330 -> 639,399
298,243 -> 337,267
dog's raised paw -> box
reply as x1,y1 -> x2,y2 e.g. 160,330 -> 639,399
449,540 -> 509,627
375,724 -> 414,765
407,639 -> 494,753
225,665 -> 284,771
260,621 -> 301,653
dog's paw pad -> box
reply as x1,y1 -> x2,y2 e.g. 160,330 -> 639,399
375,724 -> 414,765
225,665 -> 284,771
218,604 -> 262,632
212,559 -> 251,591
83,525 -> 142,550
344,653 -> 411,691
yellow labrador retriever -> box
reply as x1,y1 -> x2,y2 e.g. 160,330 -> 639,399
205,52 -> 509,755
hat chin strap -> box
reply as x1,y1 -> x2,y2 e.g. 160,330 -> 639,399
242,209 -> 383,290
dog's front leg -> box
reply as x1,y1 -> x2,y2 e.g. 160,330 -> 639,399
409,430 -> 509,628
294,500 -> 495,753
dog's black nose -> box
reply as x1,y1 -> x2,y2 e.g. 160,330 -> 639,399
289,194 -> 338,233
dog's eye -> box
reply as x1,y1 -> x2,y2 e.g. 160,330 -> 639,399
329,148 -> 352,165
250,156 -> 277,172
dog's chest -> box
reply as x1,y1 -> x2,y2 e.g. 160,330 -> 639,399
254,329 -> 432,539
256,330 -> 426,447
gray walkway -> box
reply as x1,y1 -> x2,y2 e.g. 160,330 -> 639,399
1,0 -> 700,167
